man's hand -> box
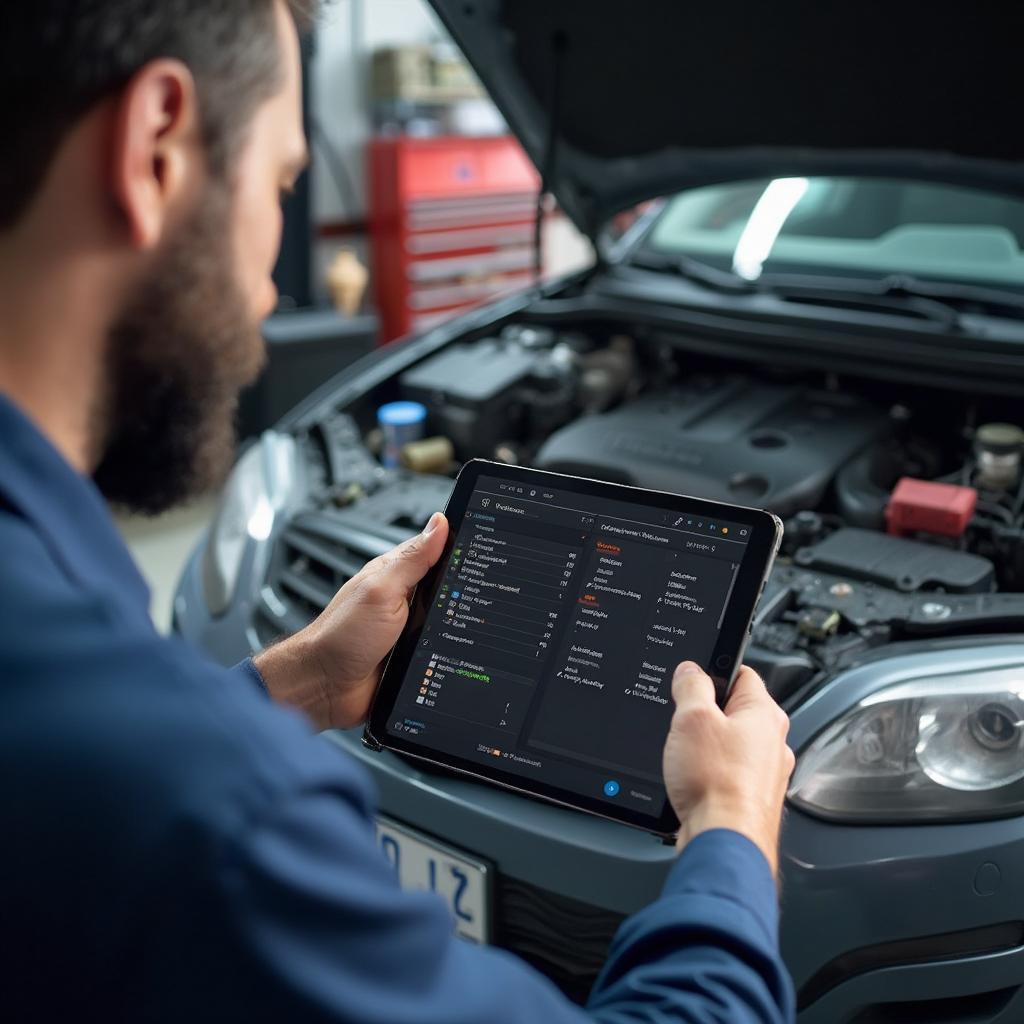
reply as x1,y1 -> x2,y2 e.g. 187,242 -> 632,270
255,512 -> 449,730
663,662 -> 795,877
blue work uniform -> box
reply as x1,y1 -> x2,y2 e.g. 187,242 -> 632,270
0,393 -> 795,1023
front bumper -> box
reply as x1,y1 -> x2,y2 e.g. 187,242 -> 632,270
782,808 -> 1024,1022
330,721 -> 1024,1020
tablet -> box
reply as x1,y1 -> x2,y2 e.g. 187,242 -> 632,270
364,460 -> 782,836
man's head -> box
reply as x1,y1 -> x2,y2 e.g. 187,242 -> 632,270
0,1 -> 313,513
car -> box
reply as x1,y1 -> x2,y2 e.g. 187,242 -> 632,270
174,3 -> 1024,1020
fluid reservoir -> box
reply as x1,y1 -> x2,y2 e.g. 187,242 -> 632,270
975,423 -> 1024,491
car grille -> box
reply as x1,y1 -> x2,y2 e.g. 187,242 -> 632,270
496,876 -> 626,1004
255,474 -> 454,647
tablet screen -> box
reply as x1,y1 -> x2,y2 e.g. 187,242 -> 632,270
383,472 -> 764,824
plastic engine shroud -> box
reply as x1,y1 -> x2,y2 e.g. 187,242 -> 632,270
535,376 -> 888,516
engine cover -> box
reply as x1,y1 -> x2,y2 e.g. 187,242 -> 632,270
534,376 -> 887,515
793,527 -> 995,593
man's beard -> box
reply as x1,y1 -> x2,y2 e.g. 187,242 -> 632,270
93,182 -> 266,515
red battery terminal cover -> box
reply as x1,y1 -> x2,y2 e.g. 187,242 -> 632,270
886,477 -> 978,539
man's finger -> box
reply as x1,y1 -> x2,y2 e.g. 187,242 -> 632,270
376,513 -> 449,593
723,665 -> 770,715
671,661 -> 717,712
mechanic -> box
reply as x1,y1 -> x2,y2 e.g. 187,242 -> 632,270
0,3 -> 795,1021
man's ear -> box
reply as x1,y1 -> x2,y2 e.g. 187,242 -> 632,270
109,59 -> 201,250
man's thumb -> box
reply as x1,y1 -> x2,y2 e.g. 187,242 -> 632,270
386,513 -> 449,589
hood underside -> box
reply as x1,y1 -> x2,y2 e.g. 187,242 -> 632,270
429,0 -> 1024,238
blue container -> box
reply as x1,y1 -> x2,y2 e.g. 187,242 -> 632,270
378,401 -> 428,467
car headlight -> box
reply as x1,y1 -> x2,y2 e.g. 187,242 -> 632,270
788,669 -> 1024,823
201,431 -> 298,616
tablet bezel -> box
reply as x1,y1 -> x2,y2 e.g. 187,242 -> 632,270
365,459 -> 782,837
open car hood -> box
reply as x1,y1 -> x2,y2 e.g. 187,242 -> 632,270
429,0 -> 1024,239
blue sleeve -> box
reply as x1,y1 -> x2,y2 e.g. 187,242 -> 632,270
141,765 -> 793,1024
230,657 -> 270,697
588,830 -> 796,1023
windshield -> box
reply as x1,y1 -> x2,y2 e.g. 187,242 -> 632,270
643,178 -> 1024,291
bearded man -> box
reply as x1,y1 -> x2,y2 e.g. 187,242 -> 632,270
0,3 -> 795,1021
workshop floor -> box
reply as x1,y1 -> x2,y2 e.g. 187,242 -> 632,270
117,498 -> 216,634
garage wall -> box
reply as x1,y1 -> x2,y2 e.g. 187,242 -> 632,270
311,0 -> 445,224
307,0 -> 593,301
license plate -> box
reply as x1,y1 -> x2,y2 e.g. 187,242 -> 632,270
375,816 -> 492,943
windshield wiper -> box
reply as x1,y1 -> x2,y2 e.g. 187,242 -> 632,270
628,251 -> 755,294
757,272 -> 965,331
759,272 -> 1024,330
631,253 -> 1024,331
629,254 -> 963,328
771,272 -> 1024,315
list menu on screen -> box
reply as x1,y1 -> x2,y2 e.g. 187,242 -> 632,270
386,475 -> 753,815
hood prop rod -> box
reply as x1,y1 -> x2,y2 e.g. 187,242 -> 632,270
534,30 -> 567,285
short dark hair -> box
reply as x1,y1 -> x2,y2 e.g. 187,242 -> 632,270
0,1 -> 317,230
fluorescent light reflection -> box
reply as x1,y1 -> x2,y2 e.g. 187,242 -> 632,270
732,177 -> 810,281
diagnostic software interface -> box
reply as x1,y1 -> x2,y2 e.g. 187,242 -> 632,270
386,475 -> 754,812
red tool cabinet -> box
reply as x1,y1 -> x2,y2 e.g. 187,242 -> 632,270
368,135 -> 541,344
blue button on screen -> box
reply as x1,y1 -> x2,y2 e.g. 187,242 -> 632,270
603,780 -> 620,797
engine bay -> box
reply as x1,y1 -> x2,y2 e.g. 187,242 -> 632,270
292,319 -> 1024,700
